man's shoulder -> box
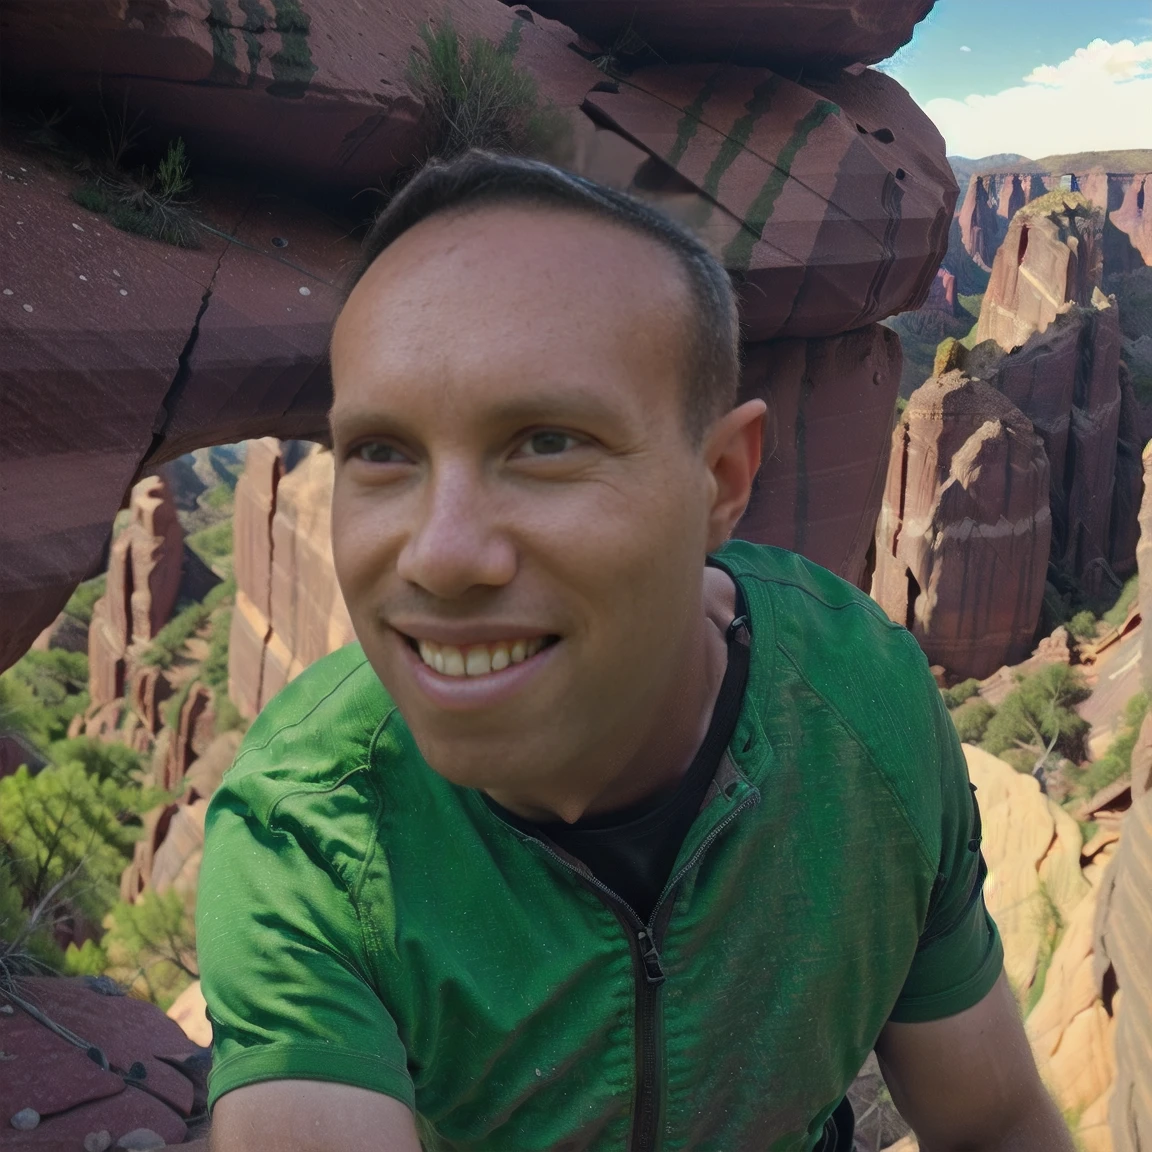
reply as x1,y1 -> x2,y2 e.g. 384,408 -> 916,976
721,542 -> 948,826
220,644 -> 397,820
717,540 -> 917,663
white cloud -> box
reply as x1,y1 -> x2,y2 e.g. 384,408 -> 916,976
959,45 -> 971,53
922,38 -> 1152,158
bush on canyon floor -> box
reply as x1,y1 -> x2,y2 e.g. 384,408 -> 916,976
407,19 -> 567,162
0,649 -> 90,747
941,678 -> 981,710
0,761 -> 144,926
1102,574 -> 1140,629
952,698 -> 996,745
101,888 -> 198,1010
63,575 -> 106,625
187,517 -> 234,572
1069,691 -> 1148,802
980,664 -> 1090,774
1065,610 -> 1098,642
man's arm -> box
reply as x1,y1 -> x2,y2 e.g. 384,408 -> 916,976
211,1081 -> 423,1152
875,972 -> 1074,1152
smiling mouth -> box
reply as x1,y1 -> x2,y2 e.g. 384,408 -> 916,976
403,635 -> 560,677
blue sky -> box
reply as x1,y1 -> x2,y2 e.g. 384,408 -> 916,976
878,0 -> 1152,158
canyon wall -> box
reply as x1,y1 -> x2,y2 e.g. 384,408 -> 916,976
959,170 -> 1150,277
873,193 -> 1135,677
0,0 -> 953,672
229,442 -> 354,720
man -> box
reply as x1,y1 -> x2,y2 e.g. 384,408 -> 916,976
198,152 -> 1073,1152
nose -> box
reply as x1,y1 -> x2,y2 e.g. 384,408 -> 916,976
395,461 -> 517,598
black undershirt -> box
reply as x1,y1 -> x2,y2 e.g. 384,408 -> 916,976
487,578 -> 750,924
484,573 -> 854,1151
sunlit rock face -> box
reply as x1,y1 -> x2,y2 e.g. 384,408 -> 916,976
958,170 -> 1151,278
228,442 -> 353,721
871,371 -> 1051,681
88,475 -> 185,710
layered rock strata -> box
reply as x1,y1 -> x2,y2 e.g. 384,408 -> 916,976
2,0 -> 958,672
736,325 -> 901,586
975,193 -> 1103,351
871,372 -> 1051,680
87,475 -> 185,709
515,0 -> 934,71
229,442 -> 354,720
0,976 -> 203,1148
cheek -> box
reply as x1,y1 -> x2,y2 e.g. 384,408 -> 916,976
331,483 -> 399,601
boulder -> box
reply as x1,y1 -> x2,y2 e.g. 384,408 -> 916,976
1026,842 -> 1119,1152
976,192 -> 1103,353
963,746 -> 1089,996
0,139 -> 356,675
0,976 -> 198,1148
871,372 -> 1051,681
167,980 -> 212,1050
0,1 -> 600,188
735,324 -> 901,586
515,0 -> 936,72
583,62 -> 957,342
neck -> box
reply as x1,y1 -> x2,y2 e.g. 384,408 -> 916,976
487,566 -> 737,824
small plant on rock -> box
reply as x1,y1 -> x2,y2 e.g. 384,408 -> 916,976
407,19 -> 567,161
72,136 -> 200,249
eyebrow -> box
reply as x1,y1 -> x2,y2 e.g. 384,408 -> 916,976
328,389 -> 629,442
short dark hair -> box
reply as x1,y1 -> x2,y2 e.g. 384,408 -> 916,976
348,151 -> 740,443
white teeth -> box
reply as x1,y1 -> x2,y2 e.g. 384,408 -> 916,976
415,637 -> 550,676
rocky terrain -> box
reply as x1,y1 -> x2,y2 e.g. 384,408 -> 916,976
2,1 -> 1151,1148
873,192 -> 1143,679
0,0 -> 960,675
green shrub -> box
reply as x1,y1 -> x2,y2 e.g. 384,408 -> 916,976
1073,691 -> 1148,800
187,519 -> 234,566
981,664 -> 1091,772
1102,575 -> 1139,629
71,181 -> 112,214
48,737 -> 142,787
62,938 -> 109,977
139,600 -> 213,668
101,888 -> 197,1010
64,575 -> 106,624
408,19 -> 567,161
202,483 -> 234,511
941,678 -> 981,710
0,649 -> 90,746
952,698 -> 996,745
1066,610 -> 1098,641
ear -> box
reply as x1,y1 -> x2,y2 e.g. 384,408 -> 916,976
702,399 -> 767,552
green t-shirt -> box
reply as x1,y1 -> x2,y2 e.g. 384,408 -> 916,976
197,542 -> 1002,1151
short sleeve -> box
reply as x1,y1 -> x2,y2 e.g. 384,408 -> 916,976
887,689 -> 1004,1024
197,777 -> 414,1112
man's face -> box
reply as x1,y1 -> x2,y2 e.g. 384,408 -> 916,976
329,204 -> 722,808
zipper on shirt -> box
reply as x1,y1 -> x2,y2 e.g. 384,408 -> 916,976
499,788 -> 759,1152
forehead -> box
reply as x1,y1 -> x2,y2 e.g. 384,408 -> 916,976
330,203 -> 693,414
